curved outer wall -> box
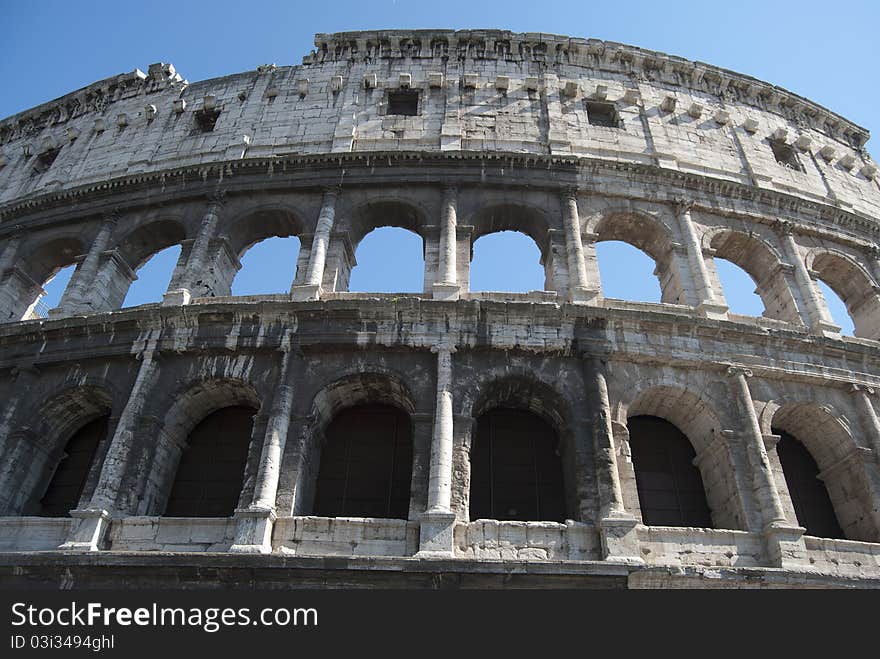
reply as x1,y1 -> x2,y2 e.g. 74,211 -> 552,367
0,30 -> 880,588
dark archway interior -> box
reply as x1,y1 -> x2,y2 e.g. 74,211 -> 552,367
164,406 -> 256,517
628,415 -> 713,527
469,407 -> 566,522
774,429 -> 844,539
313,404 -> 413,519
39,415 -> 109,517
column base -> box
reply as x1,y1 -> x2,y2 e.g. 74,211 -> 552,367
290,284 -> 322,302
697,300 -> 729,320
59,508 -> 111,552
810,320 -> 842,339
569,286 -> 602,305
598,514 -> 644,565
432,282 -> 461,301
415,509 -> 457,558
228,507 -> 276,554
764,521 -> 813,570
162,288 -> 192,306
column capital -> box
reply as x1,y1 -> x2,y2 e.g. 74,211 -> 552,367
442,184 -> 458,196
206,188 -> 226,208
321,185 -> 341,200
865,245 -> 880,260
101,208 -> 121,226
670,197 -> 694,214
725,364 -> 753,379
773,219 -> 796,237
850,382 -> 876,396
431,340 -> 457,355
561,186 -> 579,202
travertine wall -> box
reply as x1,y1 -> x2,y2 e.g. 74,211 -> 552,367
1,30 -> 880,589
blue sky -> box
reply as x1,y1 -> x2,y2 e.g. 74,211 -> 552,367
5,1 -> 874,333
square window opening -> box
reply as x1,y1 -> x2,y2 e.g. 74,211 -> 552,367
387,90 -> 419,116
32,148 -> 60,175
586,101 -> 621,128
194,108 -> 222,133
770,140 -> 804,171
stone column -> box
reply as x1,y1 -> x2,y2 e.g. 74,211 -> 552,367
291,188 -> 338,301
163,191 -> 224,305
54,210 -> 118,315
230,333 -> 297,554
432,186 -> 461,301
850,385 -> 880,463
61,336 -> 160,551
776,221 -> 840,336
725,365 -> 809,568
673,200 -> 727,319
583,356 -> 643,564
562,189 -> 596,303
417,341 -> 457,557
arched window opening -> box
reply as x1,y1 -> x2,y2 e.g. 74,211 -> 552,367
715,257 -> 765,316
470,407 -> 566,522
232,236 -> 301,296
38,415 -> 109,517
817,279 -> 856,336
349,227 -> 424,293
596,240 -> 661,303
313,404 -> 413,519
470,231 -> 544,293
774,429 -> 844,539
163,406 -> 255,517
24,264 -> 76,319
122,245 -> 181,308
628,415 -> 712,527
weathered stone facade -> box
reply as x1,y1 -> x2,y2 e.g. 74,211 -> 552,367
1,30 -> 879,588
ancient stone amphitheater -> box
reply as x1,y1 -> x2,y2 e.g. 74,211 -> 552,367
1,29 -> 879,589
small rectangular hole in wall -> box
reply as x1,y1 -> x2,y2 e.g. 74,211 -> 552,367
194,108 -> 221,132
770,140 -> 804,171
387,90 -> 419,116
585,101 -> 621,128
32,148 -> 60,175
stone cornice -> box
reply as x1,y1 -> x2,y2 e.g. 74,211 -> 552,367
0,150 -> 877,245
309,30 -> 869,148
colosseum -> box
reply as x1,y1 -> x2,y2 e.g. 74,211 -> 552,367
0,29 -> 879,589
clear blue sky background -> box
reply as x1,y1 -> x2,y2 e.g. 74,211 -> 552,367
4,1 -> 875,333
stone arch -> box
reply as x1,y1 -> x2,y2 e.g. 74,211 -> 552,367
768,401 -> 878,540
224,204 -> 306,259
3,235 -> 84,320
621,384 -> 745,530
807,250 -> 880,338
223,205 -> 306,295
334,198 -> 431,293
138,377 -> 263,516
591,209 -> 686,305
0,384 -> 113,516
462,372 -> 578,522
704,228 -> 800,323
302,370 -> 419,518
468,202 -> 557,293
107,218 -> 189,309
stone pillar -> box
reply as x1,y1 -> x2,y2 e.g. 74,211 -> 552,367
725,365 -> 809,568
562,189 -> 596,303
0,231 -> 22,276
776,221 -> 840,336
850,385 -> 880,463
231,333 -> 297,554
54,210 -> 118,315
417,341 -> 457,557
163,191 -> 224,306
432,186 -> 461,301
61,337 -> 160,551
583,357 -> 643,564
291,188 -> 338,301
673,200 -> 727,319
